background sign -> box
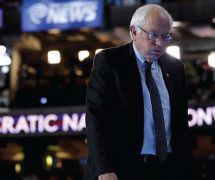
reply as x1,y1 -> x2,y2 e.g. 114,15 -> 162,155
188,105 -> 215,128
2,103 -> 214,137
0,112 -> 86,136
21,0 -> 104,32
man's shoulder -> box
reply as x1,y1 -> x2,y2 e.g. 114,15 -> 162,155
160,53 -> 185,75
161,53 -> 184,66
99,43 -> 131,57
94,42 -> 132,66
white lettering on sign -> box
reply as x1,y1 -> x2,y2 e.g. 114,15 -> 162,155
28,3 -> 48,24
1,116 -> 14,134
28,1 -> 98,25
62,113 -> 86,131
188,106 -> 215,127
27,115 -> 38,133
44,114 -> 58,133
15,116 -> 30,133
0,113 -> 86,135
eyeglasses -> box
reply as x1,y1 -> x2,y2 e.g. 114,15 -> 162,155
138,26 -> 173,43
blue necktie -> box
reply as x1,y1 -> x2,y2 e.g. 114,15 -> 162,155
145,61 -> 168,161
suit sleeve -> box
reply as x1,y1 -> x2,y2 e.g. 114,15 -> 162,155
181,62 -> 192,157
85,51 -> 116,177
179,61 -> 198,179
174,61 -> 190,156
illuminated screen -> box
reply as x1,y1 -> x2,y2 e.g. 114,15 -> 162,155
21,0 -> 104,32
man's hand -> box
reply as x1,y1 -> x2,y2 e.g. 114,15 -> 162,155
98,173 -> 118,180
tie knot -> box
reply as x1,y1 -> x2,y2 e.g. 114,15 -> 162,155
145,61 -> 152,69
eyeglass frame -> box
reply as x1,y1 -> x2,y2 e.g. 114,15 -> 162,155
137,26 -> 173,43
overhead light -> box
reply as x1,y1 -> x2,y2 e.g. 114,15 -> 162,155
74,66 -> 83,76
40,97 -> 48,105
0,54 -> 11,66
0,45 -> 6,54
48,50 -> 61,64
57,161 -> 63,168
172,21 -> 188,28
208,52 -> 215,68
15,163 -> 22,174
1,66 -> 10,73
172,21 -> 183,28
0,45 -> 11,66
78,50 -> 89,61
95,49 -> 103,54
45,155 -> 53,168
75,69 -> 83,76
166,45 -> 181,59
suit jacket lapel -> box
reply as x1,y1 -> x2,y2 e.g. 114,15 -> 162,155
126,43 -> 144,144
158,54 -> 176,107
127,43 -> 144,110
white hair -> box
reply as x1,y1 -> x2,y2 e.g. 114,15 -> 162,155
130,4 -> 173,35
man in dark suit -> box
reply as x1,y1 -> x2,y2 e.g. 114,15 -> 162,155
83,4 -> 193,180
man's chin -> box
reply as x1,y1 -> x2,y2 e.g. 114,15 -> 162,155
147,54 -> 162,60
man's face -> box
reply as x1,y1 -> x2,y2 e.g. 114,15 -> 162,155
131,11 -> 171,61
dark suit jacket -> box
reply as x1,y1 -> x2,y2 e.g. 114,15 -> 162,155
83,43 -> 191,180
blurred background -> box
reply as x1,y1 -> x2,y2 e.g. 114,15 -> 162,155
0,0 -> 215,179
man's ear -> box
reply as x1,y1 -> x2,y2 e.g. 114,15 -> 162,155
130,26 -> 137,41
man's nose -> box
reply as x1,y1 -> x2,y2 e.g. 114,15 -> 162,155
155,36 -> 163,46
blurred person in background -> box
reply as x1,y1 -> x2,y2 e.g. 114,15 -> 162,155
84,4 -> 194,180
